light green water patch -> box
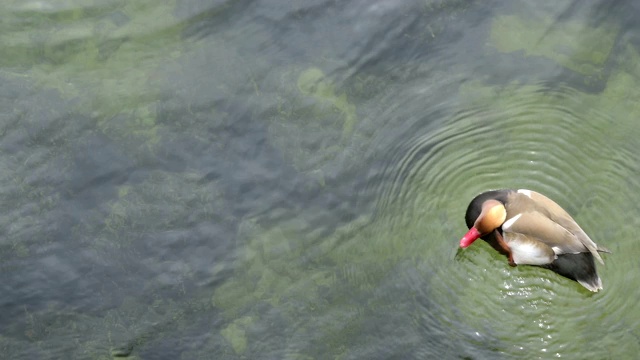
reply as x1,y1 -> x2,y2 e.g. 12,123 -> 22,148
455,52 -> 640,237
461,41 -> 640,144
220,316 -> 254,355
297,67 -> 357,141
424,54 -> 640,356
212,216 -> 335,319
212,43 -> 640,358
268,67 -> 362,178
490,14 -> 618,77
597,44 -> 640,115
230,208 -> 462,357
6,0 -> 184,154
211,205 -> 441,357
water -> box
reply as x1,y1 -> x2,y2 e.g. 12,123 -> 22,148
2,0 -> 640,358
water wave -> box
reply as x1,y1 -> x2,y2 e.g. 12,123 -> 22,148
367,82 -> 640,357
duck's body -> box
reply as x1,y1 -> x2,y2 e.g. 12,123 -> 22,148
460,189 -> 610,292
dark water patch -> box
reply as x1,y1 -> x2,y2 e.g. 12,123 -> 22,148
66,130 -> 134,204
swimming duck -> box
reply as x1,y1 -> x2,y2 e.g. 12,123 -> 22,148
459,189 -> 610,292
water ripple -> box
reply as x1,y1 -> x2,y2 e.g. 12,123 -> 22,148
368,82 -> 640,357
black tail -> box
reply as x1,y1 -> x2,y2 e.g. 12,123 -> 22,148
540,253 -> 603,292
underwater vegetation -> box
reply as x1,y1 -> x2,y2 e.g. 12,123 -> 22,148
4,0 -> 640,358
211,22 -> 640,358
267,66 -> 360,184
490,13 -> 618,78
3,0 -> 186,159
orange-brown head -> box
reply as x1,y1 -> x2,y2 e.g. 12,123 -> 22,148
460,198 -> 507,248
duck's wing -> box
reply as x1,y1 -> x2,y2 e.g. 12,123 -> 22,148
503,227 -> 604,291
528,191 -> 607,264
502,211 -> 604,264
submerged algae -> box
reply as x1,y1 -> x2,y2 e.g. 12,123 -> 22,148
490,14 -> 618,77
9,0 -> 185,153
296,67 -> 357,141
220,316 -> 254,355
268,67 -> 359,177
212,217 -> 329,318
211,208 -> 440,358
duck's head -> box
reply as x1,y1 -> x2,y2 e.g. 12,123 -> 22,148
460,199 -> 507,248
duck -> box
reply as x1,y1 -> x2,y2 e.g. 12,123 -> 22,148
459,189 -> 610,292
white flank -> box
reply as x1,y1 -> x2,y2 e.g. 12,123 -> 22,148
502,214 -> 522,230
517,189 -> 532,198
510,241 -> 556,265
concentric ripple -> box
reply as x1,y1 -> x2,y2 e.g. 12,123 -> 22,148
366,82 -> 640,357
